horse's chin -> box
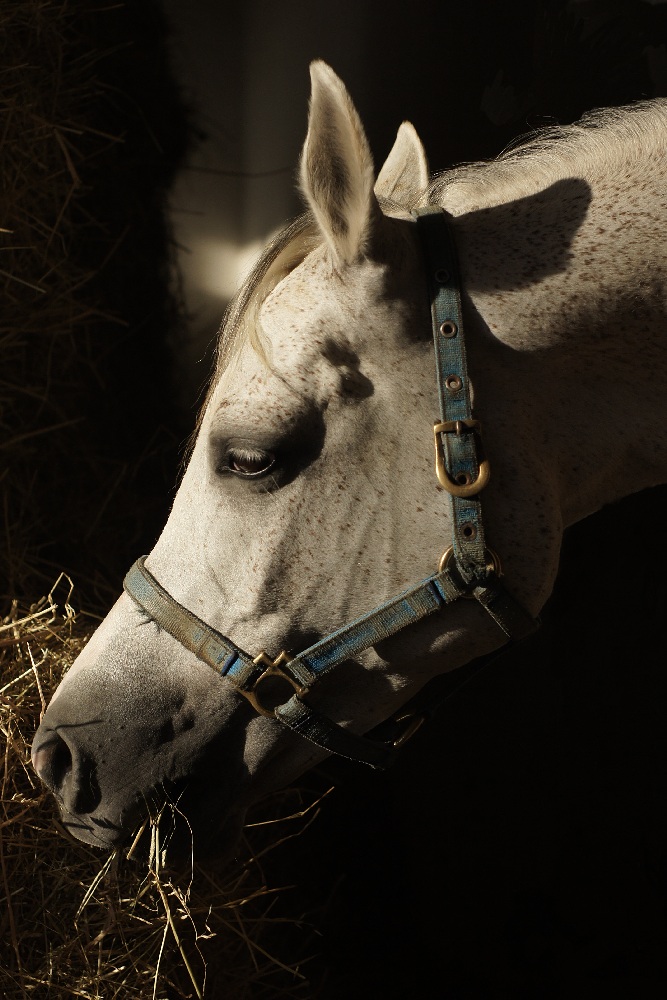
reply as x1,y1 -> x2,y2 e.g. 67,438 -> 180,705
159,804 -> 247,866
54,777 -> 247,866
55,801 -> 138,851
60,808 -> 246,870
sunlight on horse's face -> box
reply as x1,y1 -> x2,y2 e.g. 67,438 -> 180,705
31,64 -> 513,856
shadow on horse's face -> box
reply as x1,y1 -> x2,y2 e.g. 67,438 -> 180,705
32,62 -> 584,857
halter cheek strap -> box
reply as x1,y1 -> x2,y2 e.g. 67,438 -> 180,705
123,208 -> 539,769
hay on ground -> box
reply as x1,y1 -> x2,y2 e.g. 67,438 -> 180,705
1,582 -> 321,998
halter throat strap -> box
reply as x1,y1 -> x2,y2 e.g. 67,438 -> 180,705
123,208 -> 539,769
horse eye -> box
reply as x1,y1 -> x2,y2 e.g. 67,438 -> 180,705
227,448 -> 275,478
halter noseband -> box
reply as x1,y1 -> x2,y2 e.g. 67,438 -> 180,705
123,208 -> 539,769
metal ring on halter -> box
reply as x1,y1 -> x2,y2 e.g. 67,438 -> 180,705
439,545 -> 502,578
240,651 -> 308,718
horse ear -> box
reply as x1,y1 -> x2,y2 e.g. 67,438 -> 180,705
300,61 -> 381,265
374,121 -> 429,206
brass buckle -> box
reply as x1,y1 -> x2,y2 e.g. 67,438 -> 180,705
438,546 -> 502,597
242,651 -> 307,718
433,420 -> 490,497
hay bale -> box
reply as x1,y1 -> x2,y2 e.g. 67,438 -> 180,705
0,0 -> 188,608
0,583 -> 318,998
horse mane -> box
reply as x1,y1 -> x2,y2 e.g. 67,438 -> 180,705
189,98 -> 667,454
223,99 -> 667,361
430,98 -> 667,215
216,213 -> 320,372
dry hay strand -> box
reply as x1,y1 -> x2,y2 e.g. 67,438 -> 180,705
1,583 -> 323,999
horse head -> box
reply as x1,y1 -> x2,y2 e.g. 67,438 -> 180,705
32,62 -> 594,856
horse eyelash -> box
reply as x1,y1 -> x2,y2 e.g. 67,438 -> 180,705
226,447 -> 277,478
259,473 -> 281,496
229,446 -> 267,464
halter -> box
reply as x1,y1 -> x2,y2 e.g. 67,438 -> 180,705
123,208 -> 539,769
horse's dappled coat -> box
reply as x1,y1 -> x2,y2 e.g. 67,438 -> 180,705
32,62 -> 667,855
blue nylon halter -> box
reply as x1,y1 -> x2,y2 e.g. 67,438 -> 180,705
123,207 -> 539,769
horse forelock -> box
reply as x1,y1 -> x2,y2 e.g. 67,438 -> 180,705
191,201 -> 418,447
218,213 -> 321,371
185,214 -> 322,453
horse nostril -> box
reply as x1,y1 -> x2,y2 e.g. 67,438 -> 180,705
32,735 -> 72,794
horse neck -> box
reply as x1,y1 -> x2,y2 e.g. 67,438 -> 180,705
447,158 -> 667,528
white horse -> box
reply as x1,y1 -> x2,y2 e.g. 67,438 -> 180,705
32,63 -> 667,856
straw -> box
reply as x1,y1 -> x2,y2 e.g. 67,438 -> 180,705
0,583 -> 320,998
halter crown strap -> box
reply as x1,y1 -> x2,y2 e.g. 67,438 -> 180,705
122,207 -> 539,770
413,207 -> 490,579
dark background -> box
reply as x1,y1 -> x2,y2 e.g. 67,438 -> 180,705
4,0 -> 667,996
